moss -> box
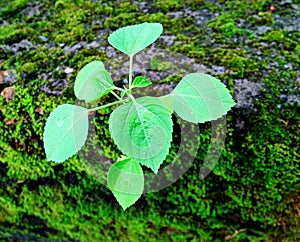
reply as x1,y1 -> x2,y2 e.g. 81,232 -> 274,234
208,13 -> 236,30
48,5 -> 97,45
221,0 -> 272,16
0,0 -> 300,241
294,44 -> 300,55
113,1 -> 139,14
104,13 -> 139,29
0,148 -> 207,241
54,0 -> 67,9
159,73 -> 183,84
207,13 -> 247,38
0,84 -> 71,155
210,47 -> 259,77
138,12 -> 166,23
0,0 -> 29,19
263,30 -> 285,42
185,0 -> 216,10
153,0 -> 183,13
170,43 -> 206,61
219,22 -> 240,37
54,24 -> 95,45
19,62 -> 37,74
0,142 -> 54,180
12,47 -> 67,85
0,24 -> 34,45
256,12 -> 275,26
261,30 -> 298,50
150,55 -> 172,71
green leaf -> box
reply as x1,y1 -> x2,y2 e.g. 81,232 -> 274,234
109,96 -> 173,173
159,95 -> 174,113
132,76 -> 152,88
171,73 -> 236,123
107,157 -> 144,210
108,22 -> 163,56
120,90 -> 126,99
43,104 -> 89,162
74,61 -> 114,103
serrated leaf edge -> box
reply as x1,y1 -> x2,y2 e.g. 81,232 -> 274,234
171,73 -> 236,123
108,99 -> 173,173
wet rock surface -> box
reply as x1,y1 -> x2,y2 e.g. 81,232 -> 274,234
184,8 -> 220,29
1,39 -> 35,55
234,79 -> 264,110
63,41 -> 101,53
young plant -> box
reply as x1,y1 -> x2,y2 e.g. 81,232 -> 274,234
43,22 -> 236,210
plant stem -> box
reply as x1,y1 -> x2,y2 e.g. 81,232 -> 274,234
111,90 -> 122,100
114,86 -> 125,92
87,100 -> 124,112
128,94 -> 135,101
128,54 -> 133,88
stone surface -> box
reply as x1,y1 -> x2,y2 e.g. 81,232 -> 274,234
0,69 -> 17,84
1,39 -> 35,54
234,79 -> 264,109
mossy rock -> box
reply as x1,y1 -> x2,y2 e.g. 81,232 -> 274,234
0,0 -> 299,241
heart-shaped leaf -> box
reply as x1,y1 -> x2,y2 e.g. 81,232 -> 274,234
108,22 -> 163,56
43,104 -> 89,162
107,157 -> 144,210
171,73 -> 236,123
74,61 -> 114,103
109,96 -> 173,173
132,76 -> 151,88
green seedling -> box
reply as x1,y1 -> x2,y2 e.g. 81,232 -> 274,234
43,22 -> 236,210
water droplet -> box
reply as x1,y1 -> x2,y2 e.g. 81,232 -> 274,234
56,118 -> 64,127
